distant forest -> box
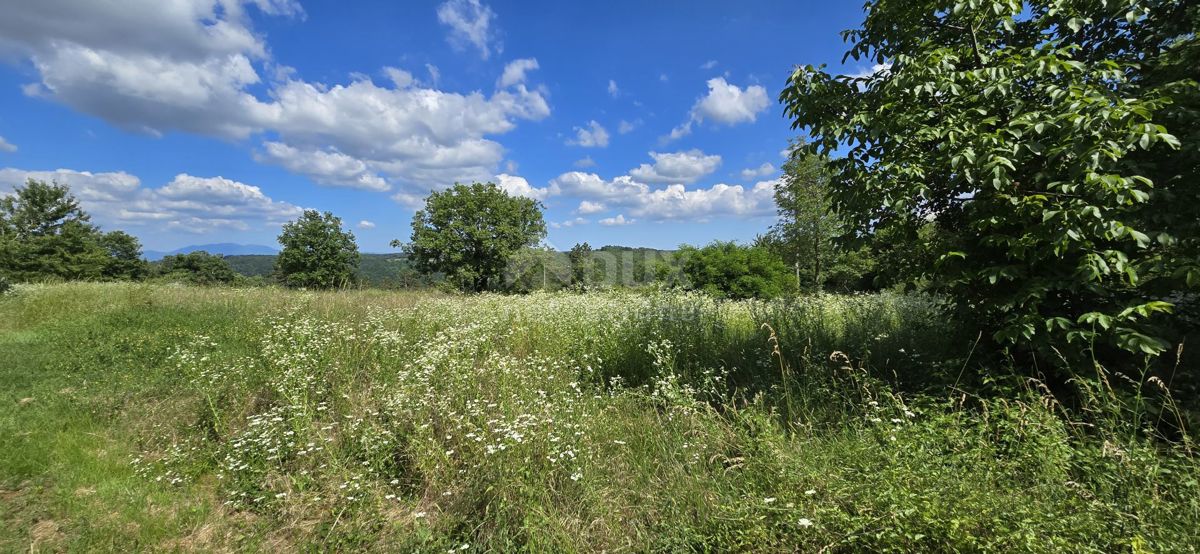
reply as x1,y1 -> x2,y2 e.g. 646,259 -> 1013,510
220,246 -> 676,289
221,253 -> 429,289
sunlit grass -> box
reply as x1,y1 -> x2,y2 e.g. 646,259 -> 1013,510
1,283 -> 1196,551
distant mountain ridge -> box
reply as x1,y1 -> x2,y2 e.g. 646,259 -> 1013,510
143,243 -> 278,261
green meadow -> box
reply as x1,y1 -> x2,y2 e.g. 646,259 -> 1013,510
2,283 -> 1196,552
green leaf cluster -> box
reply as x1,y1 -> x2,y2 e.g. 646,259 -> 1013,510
780,0 -> 1199,358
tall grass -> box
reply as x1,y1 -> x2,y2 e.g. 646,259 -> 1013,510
0,283 -> 1196,551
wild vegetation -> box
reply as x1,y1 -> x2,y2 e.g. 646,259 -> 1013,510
2,0 -> 1198,551
3,283 -> 1198,552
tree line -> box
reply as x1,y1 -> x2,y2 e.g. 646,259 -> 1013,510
0,180 -> 362,290
0,169 -> 862,299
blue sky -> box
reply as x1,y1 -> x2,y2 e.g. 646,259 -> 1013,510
0,0 -> 867,252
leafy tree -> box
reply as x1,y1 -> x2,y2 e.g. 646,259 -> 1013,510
0,179 -> 108,281
398,183 -> 546,292
650,256 -> 688,288
100,231 -> 149,280
678,241 -> 795,300
275,210 -> 359,289
568,242 -> 595,287
1,179 -> 88,236
1128,1 -> 1200,306
156,251 -> 239,286
767,144 -> 842,291
506,245 -> 568,292
781,0 -> 1198,358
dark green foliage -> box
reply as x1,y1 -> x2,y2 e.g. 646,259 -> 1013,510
780,0 -> 1199,359
223,253 -> 437,288
505,246 -> 569,292
155,251 -> 239,285
400,182 -> 546,292
568,242 -> 594,287
100,231 -> 149,280
215,254 -> 275,278
353,254 -> 438,288
275,210 -> 359,289
0,179 -> 109,281
1130,1 -> 1200,300
678,241 -> 795,299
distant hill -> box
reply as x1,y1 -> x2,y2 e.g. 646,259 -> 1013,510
144,243 -> 278,261
222,253 -> 436,288
162,246 -> 679,289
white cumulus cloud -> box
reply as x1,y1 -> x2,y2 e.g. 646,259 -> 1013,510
549,172 -> 647,200
358,220 -> 376,229
568,120 -> 609,148
257,142 -> 389,191
628,150 -> 721,185
627,181 -> 776,221
0,0 -> 551,202
599,214 -> 634,226
545,171 -> 778,223
383,67 -> 415,88
607,79 -> 619,98
497,58 -> 538,88
494,173 -> 549,201
740,162 -> 776,180
550,217 -> 587,229
0,167 -> 303,233
2,0 -> 300,139
576,200 -> 606,215
669,77 -> 770,139
0,136 -> 15,153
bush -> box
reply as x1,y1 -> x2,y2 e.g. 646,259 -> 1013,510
155,251 -> 239,286
678,241 -> 796,299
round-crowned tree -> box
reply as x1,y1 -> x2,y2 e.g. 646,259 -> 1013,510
275,210 -> 359,289
100,230 -> 149,281
398,182 -> 546,292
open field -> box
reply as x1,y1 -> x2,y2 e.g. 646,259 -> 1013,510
2,283 -> 1198,552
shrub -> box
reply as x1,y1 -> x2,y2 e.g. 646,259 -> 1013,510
678,241 -> 796,299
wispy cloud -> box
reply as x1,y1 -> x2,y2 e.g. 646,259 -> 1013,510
437,0 -> 500,59
568,120 -> 610,148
